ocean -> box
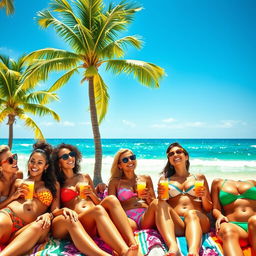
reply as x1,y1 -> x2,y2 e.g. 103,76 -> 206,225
1,138 -> 255,184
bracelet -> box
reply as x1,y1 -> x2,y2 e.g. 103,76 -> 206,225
49,212 -> 54,220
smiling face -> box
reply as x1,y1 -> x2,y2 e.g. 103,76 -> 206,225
167,146 -> 188,169
0,151 -> 18,174
28,152 -> 48,179
118,150 -> 137,175
58,148 -> 76,171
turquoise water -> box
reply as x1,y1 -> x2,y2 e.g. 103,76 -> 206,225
1,138 -> 256,160
1,138 -> 255,182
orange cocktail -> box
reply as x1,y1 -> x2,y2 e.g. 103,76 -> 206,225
194,180 -> 204,195
159,179 -> 169,200
137,181 -> 146,200
79,181 -> 89,200
23,180 -> 34,201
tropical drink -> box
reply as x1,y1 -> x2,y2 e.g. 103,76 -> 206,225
159,179 -> 169,200
137,181 -> 146,200
79,181 -> 89,200
23,180 -> 34,201
194,180 -> 204,202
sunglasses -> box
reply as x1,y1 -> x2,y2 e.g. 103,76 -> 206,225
120,155 -> 136,163
1,154 -> 18,165
59,151 -> 76,160
167,149 -> 184,157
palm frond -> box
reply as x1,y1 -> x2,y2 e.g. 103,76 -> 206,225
93,73 -> 109,123
23,103 -> 60,121
101,35 -> 142,58
0,0 -> 14,15
37,10 -> 87,53
25,91 -> 59,105
19,114 -> 45,140
22,56 -> 80,89
105,59 -> 165,88
0,107 -> 10,123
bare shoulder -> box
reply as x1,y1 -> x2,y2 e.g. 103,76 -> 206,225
108,178 -> 119,186
83,173 -> 91,180
212,178 -> 224,187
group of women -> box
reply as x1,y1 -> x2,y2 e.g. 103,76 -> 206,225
0,142 -> 255,256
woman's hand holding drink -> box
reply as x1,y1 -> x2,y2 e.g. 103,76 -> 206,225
158,179 -> 169,200
137,180 -> 146,203
22,180 -> 35,201
194,180 -> 205,202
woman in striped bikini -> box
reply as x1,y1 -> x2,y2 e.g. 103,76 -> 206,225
211,178 -> 256,256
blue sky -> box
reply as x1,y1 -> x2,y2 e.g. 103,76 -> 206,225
0,0 -> 255,139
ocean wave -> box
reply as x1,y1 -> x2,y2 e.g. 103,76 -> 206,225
20,144 -> 32,147
251,145 -> 256,148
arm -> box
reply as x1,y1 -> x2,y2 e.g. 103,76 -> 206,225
0,179 -> 25,209
197,174 -> 212,212
83,174 -> 101,204
211,178 -> 229,231
108,179 -> 118,196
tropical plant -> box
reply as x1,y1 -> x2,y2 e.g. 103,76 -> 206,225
0,0 -> 14,15
23,0 -> 165,184
0,54 -> 60,149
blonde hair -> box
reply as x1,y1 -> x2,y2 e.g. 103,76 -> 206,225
0,145 -> 10,163
110,148 -> 135,180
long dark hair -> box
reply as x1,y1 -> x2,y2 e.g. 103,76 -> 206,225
52,143 -> 82,186
29,141 -> 57,197
161,142 -> 190,178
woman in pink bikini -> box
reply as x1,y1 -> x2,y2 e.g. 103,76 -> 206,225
0,141 -> 57,255
108,148 -> 184,256
211,178 -> 256,256
51,143 -> 139,256
0,145 -> 23,209
157,142 -> 212,256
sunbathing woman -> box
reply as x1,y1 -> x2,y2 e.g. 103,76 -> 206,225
158,142 -> 212,256
0,141 -> 57,256
211,178 -> 256,256
51,143 -> 139,256
0,145 -> 23,208
108,148 -> 182,256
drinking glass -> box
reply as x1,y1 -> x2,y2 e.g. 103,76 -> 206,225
137,180 -> 146,203
158,179 -> 169,200
194,180 -> 204,202
79,181 -> 89,200
23,180 -> 34,201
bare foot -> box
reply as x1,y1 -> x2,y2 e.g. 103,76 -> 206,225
123,244 -> 139,256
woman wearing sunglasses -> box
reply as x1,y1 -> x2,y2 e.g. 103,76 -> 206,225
0,141 -> 58,255
51,143 -> 139,256
157,142 -> 212,256
211,178 -> 256,256
108,148 -> 180,255
0,145 -> 23,209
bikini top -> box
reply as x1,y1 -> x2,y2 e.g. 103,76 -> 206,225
34,190 -> 53,207
117,187 -> 137,201
168,175 -> 196,198
219,180 -> 256,206
60,188 -> 78,203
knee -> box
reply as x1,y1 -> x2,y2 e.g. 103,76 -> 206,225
93,205 -> 107,217
248,215 -> 256,229
150,198 -> 159,208
102,195 -> 120,207
30,220 -> 51,234
219,224 -> 239,240
184,210 -> 199,222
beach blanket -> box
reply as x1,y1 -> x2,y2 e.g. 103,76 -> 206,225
0,229 -> 252,255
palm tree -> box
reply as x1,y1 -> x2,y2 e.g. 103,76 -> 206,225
0,0 -> 14,15
23,0 -> 165,185
0,54 -> 60,149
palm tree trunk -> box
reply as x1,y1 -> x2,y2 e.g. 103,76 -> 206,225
7,114 -> 15,150
88,77 -> 103,185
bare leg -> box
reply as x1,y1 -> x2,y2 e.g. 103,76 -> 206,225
184,210 -> 210,256
248,215 -> 256,256
218,222 -> 248,256
0,220 -> 50,256
101,195 -> 137,246
52,215 -> 111,256
79,205 -> 138,256
156,200 -> 183,255
0,213 -> 13,244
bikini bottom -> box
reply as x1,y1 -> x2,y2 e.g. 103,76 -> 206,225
0,207 -> 26,235
125,208 -> 146,228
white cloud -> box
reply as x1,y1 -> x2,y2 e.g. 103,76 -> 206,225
162,118 -> 176,123
122,120 -> 136,128
78,122 -> 90,126
215,120 -> 245,129
62,121 -> 75,127
40,122 -> 54,127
